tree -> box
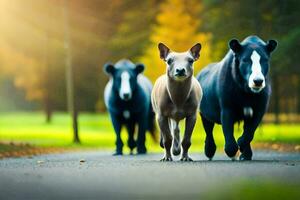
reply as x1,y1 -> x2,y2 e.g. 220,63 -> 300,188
108,0 -> 159,61
0,0 -> 127,114
140,0 -> 212,82
0,0 -> 66,122
63,0 -> 79,143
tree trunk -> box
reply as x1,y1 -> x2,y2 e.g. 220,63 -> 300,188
45,107 -> 52,123
43,29 -> 52,124
73,107 -> 79,143
63,0 -> 80,143
44,86 -> 52,123
45,94 -> 52,123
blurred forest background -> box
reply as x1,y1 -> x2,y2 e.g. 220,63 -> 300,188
0,0 -> 300,150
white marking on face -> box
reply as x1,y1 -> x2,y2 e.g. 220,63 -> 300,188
123,110 -> 130,119
166,51 -> 194,81
119,71 -> 132,100
248,50 -> 265,93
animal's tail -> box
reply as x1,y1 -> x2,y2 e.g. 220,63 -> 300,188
148,104 -> 158,142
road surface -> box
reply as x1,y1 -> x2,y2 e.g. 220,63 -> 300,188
0,151 -> 299,199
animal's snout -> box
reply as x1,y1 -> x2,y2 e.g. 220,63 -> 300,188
122,92 -> 131,100
253,78 -> 264,87
248,76 -> 265,93
175,68 -> 186,77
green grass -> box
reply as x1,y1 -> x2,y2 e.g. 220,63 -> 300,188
204,180 -> 300,200
0,143 -> 30,153
0,112 -> 299,153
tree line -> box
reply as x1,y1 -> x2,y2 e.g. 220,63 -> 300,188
0,0 -> 299,123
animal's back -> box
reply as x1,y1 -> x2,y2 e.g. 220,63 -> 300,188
138,74 -> 156,136
197,62 -> 222,123
104,79 -> 113,108
138,74 -> 152,99
151,75 -> 167,114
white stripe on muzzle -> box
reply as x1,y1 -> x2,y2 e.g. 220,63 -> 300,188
119,71 -> 132,100
248,50 -> 265,93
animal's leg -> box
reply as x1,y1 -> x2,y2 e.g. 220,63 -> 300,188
158,115 -> 173,161
111,114 -> 123,155
160,132 -> 164,149
181,114 -> 196,161
221,109 -> 238,158
126,122 -> 136,155
136,115 -> 147,154
200,113 -> 216,160
238,115 -> 263,160
169,119 -> 181,156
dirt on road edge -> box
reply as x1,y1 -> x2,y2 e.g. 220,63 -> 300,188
0,141 -> 299,159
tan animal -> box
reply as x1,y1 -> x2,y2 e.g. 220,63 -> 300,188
152,43 -> 203,161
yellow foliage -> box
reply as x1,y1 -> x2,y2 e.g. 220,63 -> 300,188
0,0 -> 56,101
0,39 -> 45,100
140,0 -> 212,82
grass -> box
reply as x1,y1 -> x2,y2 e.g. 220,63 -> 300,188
0,112 -> 300,154
204,180 -> 300,200
0,143 -> 30,153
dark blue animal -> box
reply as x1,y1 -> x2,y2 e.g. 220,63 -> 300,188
197,36 -> 277,160
104,59 -> 155,155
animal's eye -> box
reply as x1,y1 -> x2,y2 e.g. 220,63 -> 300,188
167,58 -> 173,65
187,58 -> 194,64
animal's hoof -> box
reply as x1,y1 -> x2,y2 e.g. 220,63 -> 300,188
137,151 -> 147,155
172,147 -> 181,156
225,143 -> 239,158
180,156 -> 193,162
239,153 -> 252,161
137,147 -> 147,154
160,156 -> 173,162
205,141 -> 216,159
238,142 -> 253,161
113,152 -> 123,156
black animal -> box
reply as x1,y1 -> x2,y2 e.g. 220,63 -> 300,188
197,36 -> 277,160
104,59 -> 155,155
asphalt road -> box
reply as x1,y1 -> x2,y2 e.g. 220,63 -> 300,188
0,150 -> 299,200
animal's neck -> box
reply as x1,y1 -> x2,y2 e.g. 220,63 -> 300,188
167,76 -> 192,106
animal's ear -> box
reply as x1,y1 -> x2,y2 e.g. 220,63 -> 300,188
190,43 -> 202,60
158,43 -> 170,60
103,63 -> 115,75
265,39 -> 278,53
229,39 -> 242,53
135,63 -> 145,74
